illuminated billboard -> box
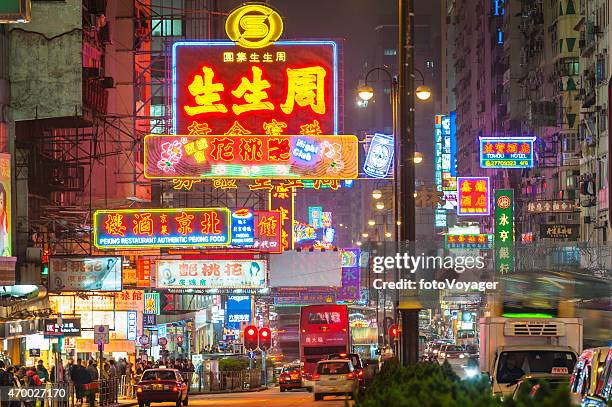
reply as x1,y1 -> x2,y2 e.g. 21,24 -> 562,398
363,133 -> 394,178
457,177 -> 490,216
0,154 -> 11,257
49,257 -> 122,292
172,41 -> 339,135
445,234 -> 493,249
156,259 -> 267,289
144,134 -> 358,179
479,136 -> 536,168
93,208 -> 231,249
253,210 -> 282,253
231,208 -> 255,246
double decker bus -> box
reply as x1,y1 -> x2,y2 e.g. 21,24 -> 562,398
299,304 -> 350,375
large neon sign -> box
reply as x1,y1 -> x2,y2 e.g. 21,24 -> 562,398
93,208 -> 231,249
144,134 -> 358,179
479,136 -> 535,169
456,177 -> 491,216
172,41 -> 339,136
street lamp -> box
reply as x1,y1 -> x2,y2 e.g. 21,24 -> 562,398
413,151 -> 424,164
376,201 -> 385,210
368,219 -> 376,226
415,85 -> 432,101
357,85 -> 375,101
362,232 -> 369,238
372,189 -> 382,200
385,231 -> 392,238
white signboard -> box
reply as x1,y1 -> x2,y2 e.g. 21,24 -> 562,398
156,260 -> 267,289
49,257 -> 122,292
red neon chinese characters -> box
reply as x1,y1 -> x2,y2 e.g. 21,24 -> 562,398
258,215 -> 278,237
104,213 -> 127,237
280,66 -> 327,115
483,143 -> 494,154
201,211 -> 222,235
267,138 -> 291,161
238,137 -> 263,161
210,137 -> 235,161
184,67 -> 228,116
133,213 -> 154,236
175,212 -> 195,235
231,66 -> 274,115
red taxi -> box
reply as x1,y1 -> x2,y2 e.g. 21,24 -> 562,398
278,365 -> 303,392
136,369 -> 188,407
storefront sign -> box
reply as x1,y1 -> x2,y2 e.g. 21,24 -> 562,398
308,206 -> 323,228
494,189 -> 514,274
253,210 -> 282,253
49,257 -> 122,292
445,234 -> 493,249
457,177 -> 490,216
225,3 -> 283,49
337,248 -> 360,301
172,41 -> 339,135
127,311 -> 138,341
231,208 -> 255,246
156,259 -> 267,289
363,133 -> 394,178
526,200 -> 578,213
225,295 -> 251,331
50,290 -> 144,313
44,318 -> 81,337
143,314 -> 157,327
480,136 -> 535,169
144,293 -> 160,315
93,208 -> 231,249
136,259 -> 152,287
0,154 -> 12,257
539,224 -> 580,240
143,134 -> 358,180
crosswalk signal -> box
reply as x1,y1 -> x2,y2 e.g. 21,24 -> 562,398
259,327 -> 271,351
389,325 -> 399,341
244,325 -> 258,350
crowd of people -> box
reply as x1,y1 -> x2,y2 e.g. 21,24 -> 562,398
134,358 -> 195,375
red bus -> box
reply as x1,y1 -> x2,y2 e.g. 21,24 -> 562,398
299,304 -> 350,376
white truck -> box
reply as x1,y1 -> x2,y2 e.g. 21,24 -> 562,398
479,317 -> 583,397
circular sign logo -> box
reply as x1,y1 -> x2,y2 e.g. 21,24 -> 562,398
497,195 -> 511,210
225,3 -> 283,49
138,335 -> 150,346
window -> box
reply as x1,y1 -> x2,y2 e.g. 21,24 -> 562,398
152,18 -> 183,37
383,49 -> 397,56
308,312 -> 341,324
317,362 -> 351,375
496,351 -> 576,384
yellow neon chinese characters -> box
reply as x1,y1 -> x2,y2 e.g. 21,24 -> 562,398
175,212 -> 195,235
184,67 -> 227,116
280,66 -> 327,115
231,66 -> 274,115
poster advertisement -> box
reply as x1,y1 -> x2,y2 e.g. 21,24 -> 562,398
0,153 -> 11,257
156,259 -> 267,289
48,257 -> 122,292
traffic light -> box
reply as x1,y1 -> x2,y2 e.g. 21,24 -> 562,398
389,325 -> 398,341
259,327 -> 271,351
244,325 -> 258,350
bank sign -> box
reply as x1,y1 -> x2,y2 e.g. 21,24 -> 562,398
480,136 -> 536,169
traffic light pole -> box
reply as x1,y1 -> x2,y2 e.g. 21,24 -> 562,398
262,350 -> 266,387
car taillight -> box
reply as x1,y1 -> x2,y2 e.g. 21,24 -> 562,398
357,370 -> 363,377
346,372 -> 355,379
136,387 -> 143,393
312,373 -> 320,381
172,386 -> 178,392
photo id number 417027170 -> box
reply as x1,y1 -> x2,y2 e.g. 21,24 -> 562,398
1,387 -> 68,401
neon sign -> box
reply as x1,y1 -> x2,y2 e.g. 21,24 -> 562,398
225,3 -> 283,49
363,133 -> 394,178
457,177 -> 490,216
93,208 -> 231,249
231,208 -> 255,246
479,136 -> 535,168
253,210 -> 282,253
172,41 -> 339,135
156,259 -> 267,289
144,134 -> 358,179
445,234 -> 493,249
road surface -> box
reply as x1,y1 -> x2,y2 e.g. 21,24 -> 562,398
180,388 -> 354,407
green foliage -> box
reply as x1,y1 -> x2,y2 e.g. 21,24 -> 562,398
354,360 -> 577,407
218,357 -> 250,371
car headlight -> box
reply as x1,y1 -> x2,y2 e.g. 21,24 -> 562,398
433,349 -> 438,354
459,354 -> 465,358
440,352 -> 446,357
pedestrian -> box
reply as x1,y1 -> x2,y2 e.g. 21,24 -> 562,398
36,360 -> 49,383
71,358 -> 91,403
0,361 -> 13,407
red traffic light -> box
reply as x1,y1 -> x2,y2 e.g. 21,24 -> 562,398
259,327 -> 272,351
244,325 -> 258,351
389,325 -> 398,339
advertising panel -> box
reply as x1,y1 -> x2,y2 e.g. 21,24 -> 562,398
0,154 -> 11,257
457,177 -> 490,216
225,295 -> 252,331
308,206 -> 323,228
480,136 -> 536,169
93,208 -> 231,249
48,257 -> 122,292
363,133 -> 394,178
539,224 -> 580,240
172,41 -> 339,135
336,248 -> 360,301
44,318 -> 81,337
231,208 -> 255,246
253,210 -> 282,253
445,234 -> 493,249
494,189 -> 514,274
144,292 -> 160,315
156,259 -> 267,289
143,134 -> 358,180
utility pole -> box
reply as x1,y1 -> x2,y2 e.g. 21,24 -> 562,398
397,0 -> 421,366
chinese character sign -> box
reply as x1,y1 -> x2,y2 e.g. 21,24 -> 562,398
445,234 -> 493,249
225,295 -> 251,331
337,248 -> 360,301
539,224 -> 579,240
253,210 -> 282,253
434,116 -> 443,191
144,134 -> 358,180
231,208 -> 255,246
494,189 -> 514,274
48,257 -> 122,292
457,177 -> 490,216
173,41 -> 339,135
480,136 -> 536,169
0,153 -> 11,257
143,292 -> 160,315
127,311 -> 138,341
441,113 -> 457,189
308,206 -> 323,228
156,259 -> 267,289
93,208 -> 231,249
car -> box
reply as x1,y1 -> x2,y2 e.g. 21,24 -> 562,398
278,365 -> 303,392
464,344 -> 479,358
426,341 -> 448,361
136,368 -> 189,407
512,373 -> 570,400
313,359 -> 358,401
326,353 -> 365,387
437,344 -> 467,364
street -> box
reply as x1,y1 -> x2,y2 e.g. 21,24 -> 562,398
181,388 -> 353,407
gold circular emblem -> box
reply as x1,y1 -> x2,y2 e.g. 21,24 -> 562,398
225,3 -> 283,49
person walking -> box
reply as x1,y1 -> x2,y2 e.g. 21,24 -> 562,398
36,360 -> 49,383
71,359 -> 91,404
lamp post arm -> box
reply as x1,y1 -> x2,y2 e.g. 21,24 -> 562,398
363,66 -> 394,85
